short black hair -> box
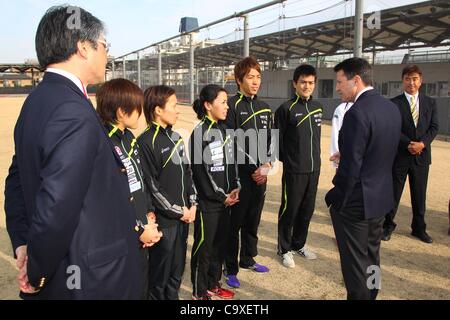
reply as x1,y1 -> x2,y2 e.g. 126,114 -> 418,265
35,5 -> 105,68
333,57 -> 373,86
293,64 -> 317,83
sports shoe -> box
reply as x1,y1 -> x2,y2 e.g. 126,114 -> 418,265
192,294 -> 211,300
281,251 -> 295,268
207,285 -> 235,300
295,246 -> 317,260
225,274 -> 240,288
240,263 -> 269,273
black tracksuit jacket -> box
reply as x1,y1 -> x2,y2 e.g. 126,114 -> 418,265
189,116 -> 240,211
106,124 -> 151,229
224,92 -> 274,173
138,122 -> 197,229
274,94 -> 323,174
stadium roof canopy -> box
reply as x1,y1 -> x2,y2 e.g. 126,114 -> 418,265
0,64 -> 44,73
110,0 -> 450,70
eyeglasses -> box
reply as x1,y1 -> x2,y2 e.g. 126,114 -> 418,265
97,39 -> 111,53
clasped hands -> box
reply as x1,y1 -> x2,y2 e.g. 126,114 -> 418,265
251,163 -> 271,186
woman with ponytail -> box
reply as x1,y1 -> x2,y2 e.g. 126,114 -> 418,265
189,84 -> 240,300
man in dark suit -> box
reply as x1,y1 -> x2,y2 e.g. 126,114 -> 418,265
382,65 -> 439,243
4,6 -> 142,299
325,58 -> 401,300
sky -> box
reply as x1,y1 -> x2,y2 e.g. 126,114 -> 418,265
0,0 -> 429,63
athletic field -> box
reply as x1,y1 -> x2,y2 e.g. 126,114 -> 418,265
1,96 -> 449,300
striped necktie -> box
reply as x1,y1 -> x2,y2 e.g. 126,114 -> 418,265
410,95 -> 419,127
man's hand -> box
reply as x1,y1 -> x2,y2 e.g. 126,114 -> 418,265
15,245 -> 27,270
330,152 -> 341,165
408,141 -> 425,155
16,255 -> 38,294
15,245 -> 37,293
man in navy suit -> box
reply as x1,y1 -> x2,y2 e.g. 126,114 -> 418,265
4,6 -> 142,299
382,65 -> 439,243
325,58 -> 401,300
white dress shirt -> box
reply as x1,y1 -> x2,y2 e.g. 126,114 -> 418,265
46,68 -> 88,97
354,86 -> 374,103
330,102 -> 353,168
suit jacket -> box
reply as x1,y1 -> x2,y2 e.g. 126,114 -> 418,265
4,72 -> 142,299
391,93 -> 439,167
325,90 -> 401,219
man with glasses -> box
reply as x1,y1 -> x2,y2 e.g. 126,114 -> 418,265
274,64 -> 323,269
4,6 -> 142,299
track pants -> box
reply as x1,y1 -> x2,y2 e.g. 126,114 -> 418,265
148,222 -> 188,300
278,171 -> 320,254
225,171 -> 266,275
191,205 -> 231,297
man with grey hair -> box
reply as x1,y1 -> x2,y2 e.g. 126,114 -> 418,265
4,6 -> 144,299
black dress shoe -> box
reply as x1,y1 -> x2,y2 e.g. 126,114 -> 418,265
382,228 -> 393,241
411,231 -> 433,243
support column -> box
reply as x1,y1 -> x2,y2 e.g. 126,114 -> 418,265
189,33 -> 195,104
222,66 -> 225,88
243,14 -> 250,57
158,46 -> 162,85
137,51 -> 141,88
123,57 -> 126,79
354,0 -> 364,58
112,60 -> 115,79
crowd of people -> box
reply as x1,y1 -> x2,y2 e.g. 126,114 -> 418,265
4,5 -> 442,300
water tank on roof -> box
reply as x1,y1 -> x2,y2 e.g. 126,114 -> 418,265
179,17 -> 199,33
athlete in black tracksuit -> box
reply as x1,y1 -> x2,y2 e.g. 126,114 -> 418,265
189,116 -> 240,298
275,93 -> 322,255
224,92 -> 273,275
106,123 -> 153,299
138,122 -> 197,300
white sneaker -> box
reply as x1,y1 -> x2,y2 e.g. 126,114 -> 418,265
296,246 -> 317,260
282,251 -> 295,268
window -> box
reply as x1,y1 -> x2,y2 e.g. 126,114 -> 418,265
438,82 -> 448,97
388,81 -> 402,97
374,82 -> 388,96
318,79 -> 333,98
381,82 -> 388,96
420,83 -> 437,96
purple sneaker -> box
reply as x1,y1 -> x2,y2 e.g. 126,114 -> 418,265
241,263 -> 269,273
225,275 -> 240,288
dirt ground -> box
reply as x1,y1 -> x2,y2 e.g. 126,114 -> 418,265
0,96 -> 449,300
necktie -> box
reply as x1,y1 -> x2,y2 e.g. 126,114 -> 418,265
410,95 -> 419,127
